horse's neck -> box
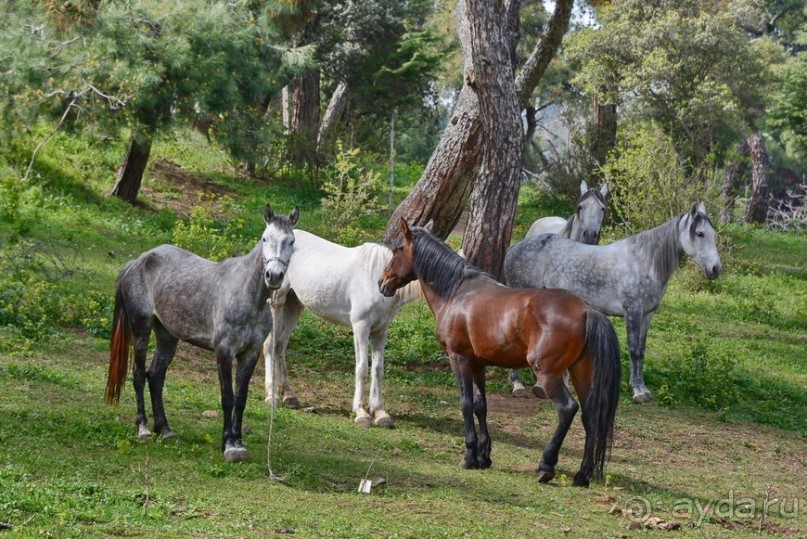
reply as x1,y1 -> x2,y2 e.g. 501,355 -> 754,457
628,216 -> 684,284
230,242 -> 270,306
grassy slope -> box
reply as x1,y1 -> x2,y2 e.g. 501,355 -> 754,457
0,131 -> 805,538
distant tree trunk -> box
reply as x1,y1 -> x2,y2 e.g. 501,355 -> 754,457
288,69 -> 321,166
719,137 -> 750,223
460,0 -> 523,278
317,80 -> 350,154
110,128 -> 152,204
743,131 -> 772,224
383,0 -> 574,246
590,96 -> 617,171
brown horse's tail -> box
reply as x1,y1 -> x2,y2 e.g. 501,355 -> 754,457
105,284 -> 131,404
583,309 -> 621,481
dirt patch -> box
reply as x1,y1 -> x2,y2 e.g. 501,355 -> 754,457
141,159 -> 237,217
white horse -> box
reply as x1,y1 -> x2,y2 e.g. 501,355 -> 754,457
526,181 -> 608,244
505,203 -> 722,403
263,230 -> 422,428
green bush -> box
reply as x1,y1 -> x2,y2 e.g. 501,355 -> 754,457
170,197 -> 251,261
601,121 -> 721,233
320,142 -> 384,245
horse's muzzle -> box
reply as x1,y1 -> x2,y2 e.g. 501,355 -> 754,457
378,278 -> 395,298
265,270 -> 285,289
704,263 -> 722,280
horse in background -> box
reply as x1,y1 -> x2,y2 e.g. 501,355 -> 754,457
526,181 -> 608,244
505,202 -> 722,403
379,220 -> 621,487
263,230 -> 422,428
106,205 -> 299,462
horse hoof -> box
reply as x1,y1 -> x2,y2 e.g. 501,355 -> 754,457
632,392 -> 654,404
354,414 -> 373,428
572,473 -> 590,488
161,429 -> 177,440
283,396 -> 301,409
373,412 -> 395,429
531,385 -> 549,399
223,446 -> 249,463
265,396 -> 283,408
537,469 -> 555,483
137,425 -> 152,440
461,458 -> 480,470
477,457 -> 492,469
512,387 -> 530,398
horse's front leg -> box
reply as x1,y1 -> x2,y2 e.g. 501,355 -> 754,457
352,321 -> 372,427
228,348 -> 261,462
216,345 -> 246,462
268,292 -> 304,409
450,355 -> 479,469
626,309 -> 653,403
471,364 -> 491,468
368,327 -> 394,428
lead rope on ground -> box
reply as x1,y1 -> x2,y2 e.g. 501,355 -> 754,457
267,291 -> 286,482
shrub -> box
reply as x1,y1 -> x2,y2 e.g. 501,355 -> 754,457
320,141 -> 384,245
601,121 -> 721,233
170,196 -> 250,261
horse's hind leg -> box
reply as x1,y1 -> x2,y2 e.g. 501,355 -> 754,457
369,327 -> 394,428
509,368 -> 529,397
535,372 -> 579,483
626,309 -> 654,403
132,330 -> 152,439
147,325 -> 179,439
568,357 -> 594,487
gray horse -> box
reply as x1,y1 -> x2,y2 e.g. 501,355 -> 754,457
504,203 -> 722,403
105,205 -> 299,462
525,181 -> 608,244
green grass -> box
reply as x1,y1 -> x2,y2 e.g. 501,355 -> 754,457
0,128 -> 805,538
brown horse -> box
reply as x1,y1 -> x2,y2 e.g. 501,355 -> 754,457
378,220 -> 621,486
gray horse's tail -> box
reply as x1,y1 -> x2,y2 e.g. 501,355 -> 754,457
105,281 -> 131,404
582,308 -> 621,482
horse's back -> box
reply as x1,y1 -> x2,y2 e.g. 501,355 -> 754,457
525,216 -> 567,239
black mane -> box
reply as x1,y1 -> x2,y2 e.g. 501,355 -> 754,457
410,228 -> 491,298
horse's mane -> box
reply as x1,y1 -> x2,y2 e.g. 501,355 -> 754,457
629,211 -> 708,283
410,229 -> 490,298
356,242 -> 423,303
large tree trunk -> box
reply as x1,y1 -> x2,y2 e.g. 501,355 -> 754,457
719,137 -> 750,223
383,0 -> 574,246
743,131 -> 772,224
287,69 -> 321,166
590,96 -> 617,171
110,128 -> 152,204
460,0 -> 523,278
316,80 -> 350,154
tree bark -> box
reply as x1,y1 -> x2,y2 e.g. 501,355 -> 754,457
383,0 -> 574,246
590,96 -> 617,170
110,128 -> 152,204
316,80 -> 350,154
743,131 -> 772,224
287,69 -> 321,166
460,0 -> 524,278
719,137 -> 750,223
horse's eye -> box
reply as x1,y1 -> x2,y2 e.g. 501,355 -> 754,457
578,205 -> 583,211
696,231 -> 704,238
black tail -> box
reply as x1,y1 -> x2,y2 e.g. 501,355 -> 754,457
583,309 -> 621,480
105,282 -> 131,404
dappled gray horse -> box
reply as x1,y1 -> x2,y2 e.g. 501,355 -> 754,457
504,203 -> 722,403
106,205 -> 299,462
526,181 -> 608,245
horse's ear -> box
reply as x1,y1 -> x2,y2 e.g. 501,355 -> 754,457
423,219 -> 435,233
264,204 -> 275,224
289,207 -> 300,227
580,180 -> 588,194
400,218 -> 413,243
689,202 -> 698,217
600,183 -> 609,197
697,202 -> 706,215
